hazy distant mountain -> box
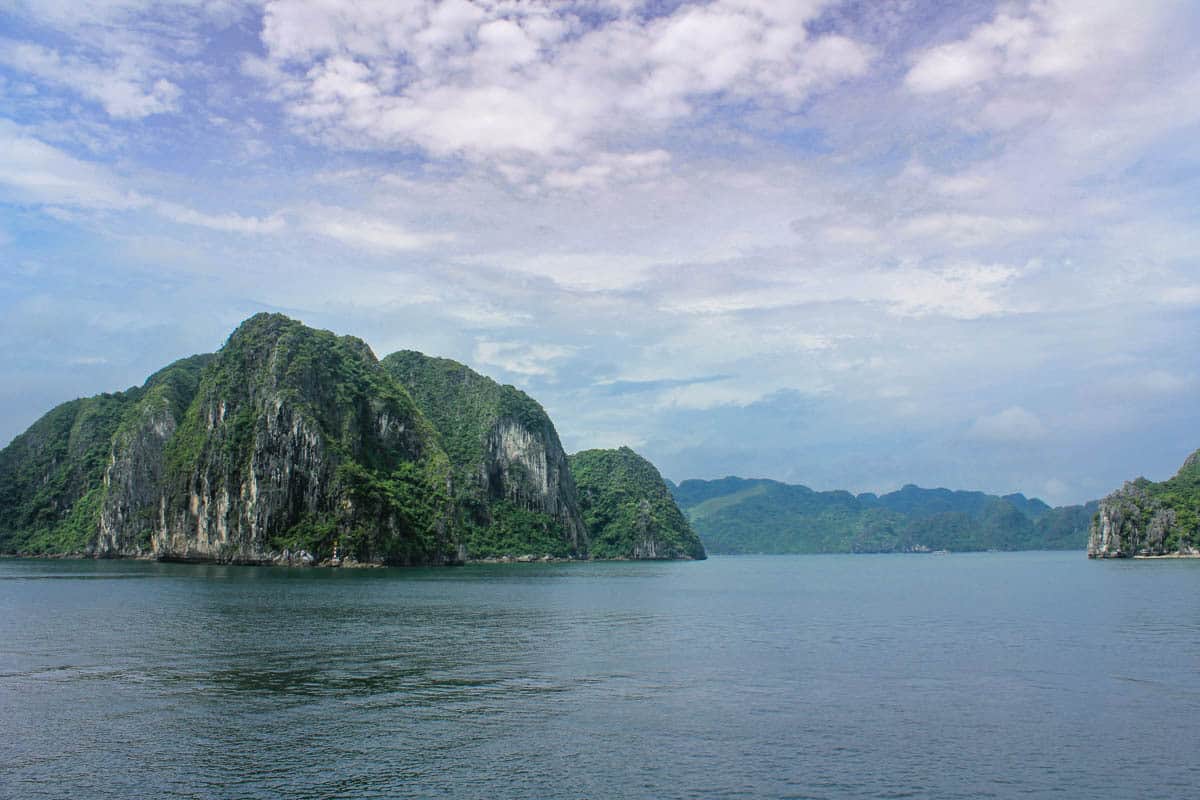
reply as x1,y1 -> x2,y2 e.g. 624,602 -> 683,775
672,477 -> 1096,554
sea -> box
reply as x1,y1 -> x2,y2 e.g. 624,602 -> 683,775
1,552 -> 1198,799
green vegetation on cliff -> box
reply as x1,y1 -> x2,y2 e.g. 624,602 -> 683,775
381,350 -> 585,559
1146,452 -> 1200,547
1089,450 -> 1200,556
163,314 -> 454,564
570,447 -> 706,560
673,477 -> 1094,554
0,315 -> 460,564
381,351 -> 546,469
0,314 -> 717,564
0,354 -> 211,554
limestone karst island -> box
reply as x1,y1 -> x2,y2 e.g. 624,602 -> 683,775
0,314 -> 704,566
1088,450 -> 1200,558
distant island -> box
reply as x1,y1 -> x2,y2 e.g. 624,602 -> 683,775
670,477 -> 1097,554
1089,449 -> 1200,558
0,314 -> 704,565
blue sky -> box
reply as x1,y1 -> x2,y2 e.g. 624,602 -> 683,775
1,0 -> 1198,505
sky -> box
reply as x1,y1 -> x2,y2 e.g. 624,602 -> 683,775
1,0 -> 1198,506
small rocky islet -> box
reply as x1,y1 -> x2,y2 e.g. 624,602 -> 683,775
0,313 -> 705,565
1088,449 -> 1200,558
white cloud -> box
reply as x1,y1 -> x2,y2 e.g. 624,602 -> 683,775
0,38 -> 181,118
0,125 -> 136,208
0,123 -> 286,235
1159,286 -> 1200,306
899,213 -> 1043,247
905,35 -> 1002,94
654,380 -> 775,411
930,171 -> 993,197
0,0 -> 248,121
649,317 -> 835,369
657,257 -> 1026,320
251,0 -> 874,179
1138,371 -> 1195,395
969,406 -> 1047,443
905,0 -> 1162,94
1101,369 -> 1196,399
819,223 -> 880,246
880,263 -> 1025,319
543,150 -> 672,191
900,0 -> 1200,181
1,1 -> 249,31
151,201 -> 286,235
303,208 -> 451,252
473,339 -> 577,377
445,305 -> 532,329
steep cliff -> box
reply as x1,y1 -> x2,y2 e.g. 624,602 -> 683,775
0,355 -> 211,555
151,314 -> 455,565
0,315 -> 458,564
96,355 -> 212,556
380,350 -> 587,558
1089,450 -> 1200,557
569,447 -> 706,560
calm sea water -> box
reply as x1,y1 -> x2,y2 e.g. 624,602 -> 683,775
2,552 -> 1198,799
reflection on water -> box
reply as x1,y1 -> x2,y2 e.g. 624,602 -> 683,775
2,554 -> 1199,799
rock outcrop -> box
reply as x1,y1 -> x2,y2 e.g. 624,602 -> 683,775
96,356 -> 211,556
148,314 -> 456,565
1089,450 -> 1200,558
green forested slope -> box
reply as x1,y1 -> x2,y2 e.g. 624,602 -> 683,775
570,447 -> 705,560
0,354 -> 211,554
380,350 -> 586,558
673,478 -> 1095,554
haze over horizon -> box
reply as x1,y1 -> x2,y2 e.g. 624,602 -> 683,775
1,0 -> 1198,506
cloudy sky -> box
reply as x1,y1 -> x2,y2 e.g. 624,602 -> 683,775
1,0 -> 1198,505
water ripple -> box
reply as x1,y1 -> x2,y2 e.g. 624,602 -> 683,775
2,553 -> 1198,799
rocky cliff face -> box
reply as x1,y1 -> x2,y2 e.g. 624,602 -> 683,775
0,315 -> 457,564
96,392 -> 178,556
485,419 -> 583,546
146,314 -> 455,565
94,354 -> 212,557
1089,450 -> 1200,558
381,350 -> 587,557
